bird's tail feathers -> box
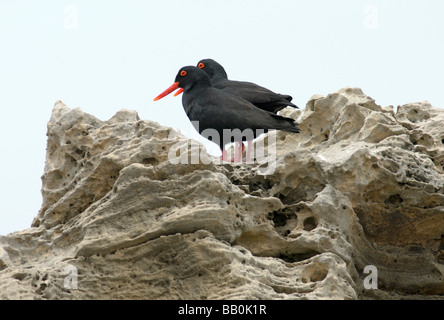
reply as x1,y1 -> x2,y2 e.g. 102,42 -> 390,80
281,95 -> 299,109
270,113 -> 301,133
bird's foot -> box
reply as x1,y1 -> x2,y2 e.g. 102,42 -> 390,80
221,143 -> 246,163
233,142 -> 245,163
221,149 -> 235,163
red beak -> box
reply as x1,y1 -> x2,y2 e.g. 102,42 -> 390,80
173,88 -> 184,97
153,82 -> 180,101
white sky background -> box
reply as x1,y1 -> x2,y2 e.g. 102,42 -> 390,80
0,0 -> 443,236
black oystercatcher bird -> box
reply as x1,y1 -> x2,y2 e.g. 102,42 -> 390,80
191,59 -> 299,161
154,66 -> 300,162
196,58 -> 298,114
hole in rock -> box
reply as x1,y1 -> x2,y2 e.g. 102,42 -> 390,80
277,182 -> 325,205
141,158 -> 159,166
303,217 -> 318,231
268,211 -> 297,227
279,250 -> 319,263
267,208 -> 299,239
75,148 -> 86,157
385,194 -> 404,206
12,273 -> 28,281
302,263 -> 329,283
248,177 -> 273,193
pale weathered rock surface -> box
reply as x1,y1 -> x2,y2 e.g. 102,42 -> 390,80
1,88 -> 443,300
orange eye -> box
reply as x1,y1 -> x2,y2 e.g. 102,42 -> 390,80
198,63 -> 204,69
180,70 -> 187,76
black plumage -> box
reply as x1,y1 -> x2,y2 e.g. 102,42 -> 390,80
197,59 -> 298,114
154,66 -> 300,160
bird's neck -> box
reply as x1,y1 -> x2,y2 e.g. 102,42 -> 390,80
184,79 -> 211,94
182,82 -> 211,110
210,73 -> 227,85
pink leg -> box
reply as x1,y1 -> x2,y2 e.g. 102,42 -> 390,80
234,142 -> 244,163
246,140 -> 253,163
221,149 -> 234,162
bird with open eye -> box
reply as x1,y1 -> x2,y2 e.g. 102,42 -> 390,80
195,58 -> 298,114
154,66 -> 300,162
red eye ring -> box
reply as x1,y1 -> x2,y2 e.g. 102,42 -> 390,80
198,63 -> 204,69
180,70 -> 187,76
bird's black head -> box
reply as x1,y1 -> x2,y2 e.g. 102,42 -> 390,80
154,66 -> 211,101
197,59 -> 228,81
174,66 -> 211,91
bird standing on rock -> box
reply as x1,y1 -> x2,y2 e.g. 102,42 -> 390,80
154,66 -> 300,163
193,58 -> 299,160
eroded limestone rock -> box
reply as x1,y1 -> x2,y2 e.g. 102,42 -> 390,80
1,88 -> 443,300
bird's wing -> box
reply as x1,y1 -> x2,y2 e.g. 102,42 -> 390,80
197,89 -> 297,132
215,80 -> 292,106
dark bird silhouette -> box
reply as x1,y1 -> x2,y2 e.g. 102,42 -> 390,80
154,66 -> 300,162
196,58 -> 298,114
